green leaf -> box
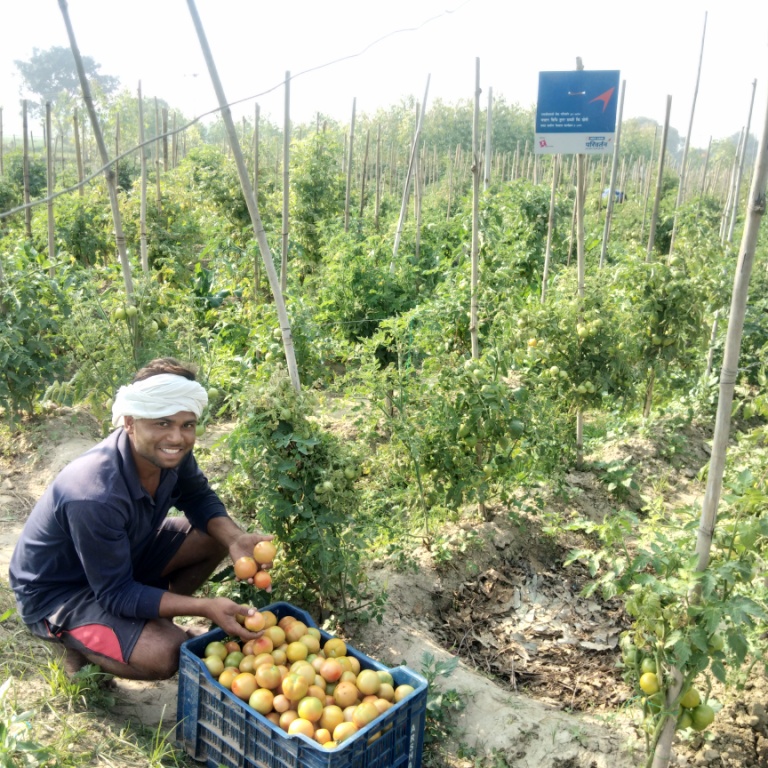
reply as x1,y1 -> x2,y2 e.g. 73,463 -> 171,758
711,659 -> 727,683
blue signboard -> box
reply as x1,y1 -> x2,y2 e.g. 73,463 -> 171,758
535,70 -> 620,155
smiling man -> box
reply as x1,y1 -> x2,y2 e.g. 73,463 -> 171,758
9,358 -> 271,681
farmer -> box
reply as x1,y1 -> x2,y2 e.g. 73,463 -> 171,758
9,357 -> 271,681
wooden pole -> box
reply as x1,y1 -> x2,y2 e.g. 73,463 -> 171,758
162,107 -> 169,171
281,71 -> 290,292
391,76 -> 430,270
640,127 -> 658,242
541,155 -> 559,303
600,79 -> 626,267
359,128 -> 370,218
114,112 -> 120,188
45,102 -> 55,277
187,0 -> 301,392
154,97 -> 162,214
669,12 -> 707,254
647,96 -> 672,262
344,97 -> 356,231
22,100 -> 32,240
727,79 -> 757,243
653,79 -> 768,768
470,59 -> 481,361
374,124 -> 381,231
138,81 -> 149,273
484,86 -> 492,190
253,103 -> 260,198
58,0 -> 134,300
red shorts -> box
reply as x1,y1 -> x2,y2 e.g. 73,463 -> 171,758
27,517 -> 190,663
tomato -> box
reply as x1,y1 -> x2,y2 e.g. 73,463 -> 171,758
640,658 -> 657,675
639,672 -> 660,695
679,687 -> 701,709
708,633 -> 725,653
690,704 -> 715,731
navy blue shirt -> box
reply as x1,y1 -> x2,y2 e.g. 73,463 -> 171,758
9,428 -> 228,624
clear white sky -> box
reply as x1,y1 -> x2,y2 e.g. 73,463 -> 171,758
1,0 -> 766,150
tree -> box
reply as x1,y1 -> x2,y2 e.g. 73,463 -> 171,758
14,46 -> 119,128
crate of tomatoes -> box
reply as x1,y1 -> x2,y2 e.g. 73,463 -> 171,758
176,601 -> 428,768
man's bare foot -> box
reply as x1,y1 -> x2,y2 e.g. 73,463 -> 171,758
64,647 -> 88,676
184,625 -> 210,639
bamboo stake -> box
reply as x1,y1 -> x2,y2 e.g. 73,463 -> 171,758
253,103 -> 260,199
172,112 -> 178,168
705,310 -> 720,378
186,0 -> 300,392
45,102 -> 55,277
138,82 -> 149,273
652,79 -> 768,768
414,142 -> 422,262
484,86 -> 492,190
58,0 -> 134,299
470,58 -> 481,361
344,97 -> 355,231
669,12 -> 707,254
641,127 -> 658,243
541,155 -> 559,303
721,130 -> 743,242
374,124 -> 381,231
359,128 -> 370,218
281,71 -> 290,292
114,113 -> 120,188
22,100 -> 32,240
647,96 -> 672,262
697,137 -> 712,213
600,80 -> 626,268
162,107 -> 169,171
253,103 -> 260,293
391,75 -> 430,271
727,80 -> 757,243
81,111 -> 87,170
154,97 -> 162,215
575,57 -> 586,469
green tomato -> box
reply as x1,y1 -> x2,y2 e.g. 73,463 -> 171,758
207,388 -> 221,400
708,633 -> 725,653
690,704 -> 715,731
679,687 -> 701,710
114,307 -> 127,321
640,657 -> 657,675
126,305 -> 138,318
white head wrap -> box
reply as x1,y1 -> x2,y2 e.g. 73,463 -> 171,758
111,373 -> 209,427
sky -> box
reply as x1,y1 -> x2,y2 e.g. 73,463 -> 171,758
0,0 -> 766,151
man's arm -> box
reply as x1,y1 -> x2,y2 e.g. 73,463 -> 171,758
156,592 -> 263,641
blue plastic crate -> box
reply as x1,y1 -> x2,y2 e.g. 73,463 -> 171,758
176,601 -> 428,768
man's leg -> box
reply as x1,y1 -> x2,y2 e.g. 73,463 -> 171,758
66,618 -> 189,680
160,526 -> 229,595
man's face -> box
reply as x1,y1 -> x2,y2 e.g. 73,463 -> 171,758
124,411 -> 198,471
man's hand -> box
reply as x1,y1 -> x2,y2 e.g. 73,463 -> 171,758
207,598 -> 265,642
229,532 -> 275,591
228,531 -> 274,565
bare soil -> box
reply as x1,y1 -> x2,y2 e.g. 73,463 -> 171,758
1,408 -> 767,767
